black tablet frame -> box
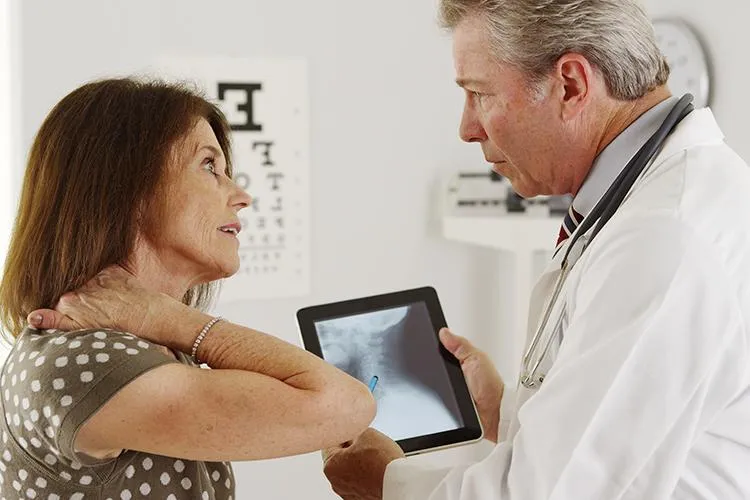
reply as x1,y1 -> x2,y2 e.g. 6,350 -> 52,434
296,286 -> 483,455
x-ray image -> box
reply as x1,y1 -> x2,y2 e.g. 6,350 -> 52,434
315,303 -> 463,441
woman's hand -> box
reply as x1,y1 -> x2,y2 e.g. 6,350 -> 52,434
27,265 -> 174,343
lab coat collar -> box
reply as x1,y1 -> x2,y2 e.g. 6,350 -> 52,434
573,97 -> 679,217
652,107 -> 724,164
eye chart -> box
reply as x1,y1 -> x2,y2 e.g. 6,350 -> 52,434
153,57 -> 310,300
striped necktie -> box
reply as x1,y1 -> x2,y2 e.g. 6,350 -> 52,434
555,205 -> 584,250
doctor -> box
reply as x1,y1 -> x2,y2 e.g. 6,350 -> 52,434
322,0 -> 750,498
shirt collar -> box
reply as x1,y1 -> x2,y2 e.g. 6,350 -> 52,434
572,96 -> 679,216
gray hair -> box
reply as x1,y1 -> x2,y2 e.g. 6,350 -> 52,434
439,0 -> 670,101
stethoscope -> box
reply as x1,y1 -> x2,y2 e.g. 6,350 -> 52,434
519,94 -> 695,389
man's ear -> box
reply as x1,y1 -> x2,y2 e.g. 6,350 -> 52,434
551,53 -> 596,121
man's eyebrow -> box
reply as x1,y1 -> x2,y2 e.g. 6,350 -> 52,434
456,78 -> 483,88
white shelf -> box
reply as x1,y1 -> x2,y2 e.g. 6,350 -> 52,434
443,213 -> 562,251
442,212 -> 563,386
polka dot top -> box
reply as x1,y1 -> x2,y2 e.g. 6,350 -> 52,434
0,327 -> 235,499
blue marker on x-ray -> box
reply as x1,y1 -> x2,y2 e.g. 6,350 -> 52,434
368,375 -> 379,393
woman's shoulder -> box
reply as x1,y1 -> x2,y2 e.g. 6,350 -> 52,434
2,327 -> 172,380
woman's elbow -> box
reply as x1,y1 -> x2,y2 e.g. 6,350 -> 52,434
321,377 -> 377,440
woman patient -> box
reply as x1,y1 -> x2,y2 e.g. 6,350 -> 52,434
0,78 -> 375,499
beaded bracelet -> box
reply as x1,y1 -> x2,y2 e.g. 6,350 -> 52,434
191,316 -> 223,363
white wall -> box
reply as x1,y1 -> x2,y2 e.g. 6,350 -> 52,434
17,1 -> 496,498
0,0 -> 21,358
13,0 -> 750,499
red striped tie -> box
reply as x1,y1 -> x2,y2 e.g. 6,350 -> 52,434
555,205 -> 584,249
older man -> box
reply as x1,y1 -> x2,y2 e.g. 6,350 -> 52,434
323,1 -> 750,499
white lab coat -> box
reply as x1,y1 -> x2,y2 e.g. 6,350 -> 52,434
383,108 -> 750,499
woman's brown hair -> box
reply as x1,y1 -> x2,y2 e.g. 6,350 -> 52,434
0,77 -> 233,339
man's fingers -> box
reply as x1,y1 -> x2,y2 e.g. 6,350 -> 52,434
27,309 -> 79,331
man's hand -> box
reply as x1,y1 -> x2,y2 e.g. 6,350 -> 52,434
439,328 -> 504,443
322,428 -> 405,500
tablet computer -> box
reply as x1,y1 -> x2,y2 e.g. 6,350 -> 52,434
296,286 -> 483,455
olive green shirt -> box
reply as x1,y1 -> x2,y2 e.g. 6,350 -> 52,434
0,327 -> 235,499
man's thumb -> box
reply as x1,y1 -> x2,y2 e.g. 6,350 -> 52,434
439,328 -> 472,361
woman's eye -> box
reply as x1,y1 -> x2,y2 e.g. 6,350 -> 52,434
204,159 -> 218,176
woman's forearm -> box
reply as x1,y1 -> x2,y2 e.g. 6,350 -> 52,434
158,304 -> 360,391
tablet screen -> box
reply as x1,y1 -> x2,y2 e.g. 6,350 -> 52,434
314,302 -> 464,441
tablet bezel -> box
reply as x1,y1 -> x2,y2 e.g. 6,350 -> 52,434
296,286 -> 483,455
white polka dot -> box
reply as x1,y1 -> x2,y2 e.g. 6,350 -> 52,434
3,389 -> 9,401
126,348 -> 139,355
225,477 -> 231,488
125,465 -> 135,478
52,337 -> 66,345
94,331 -> 107,340
35,476 -> 47,488
167,495 -> 177,500
60,395 -> 73,407
212,470 -> 220,481
92,341 -> 106,349
7,362 -> 14,372
71,494 -> 84,500
20,369 -> 27,381
181,477 -> 192,489
96,353 -> 110,363
0,459 -> 5,470
13,413 -> 20,426
48,495 -> 61,500
18,468 -> 28,480
70,461 -> 82,470
18,351 -> 26,361
113,342 -> 126,350
202,492 -> 209,500
160,472 -> 171,485
22,397 -> 30,409
69,340 -> 82,349
30,437 -> 42,448
76,354 -> 89,365
44,454 -> 56,465
59,471 -> 71,481
140,482 -> 151,495
53,378 -> 65,390
137,341 -> 150,349
51,415 -> 61,427
18,437 -> 28,448
54,356 -> 68,367
43,406 -> 52,417
24,420 -> 34,431
120,490 -> 132,500
29,350 -> 39,358
11,374 -> 16,385
26,487 -> 37,498
174,460 -> 185,472
45,426 -> 54,438
12,480 -> 21,490
13,394 -> 18,406
79,475 -> 92,485
142,457 -> 153,470
80,371 -> 94,383
34,355 -> 46,367
30,409 -> 39,422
